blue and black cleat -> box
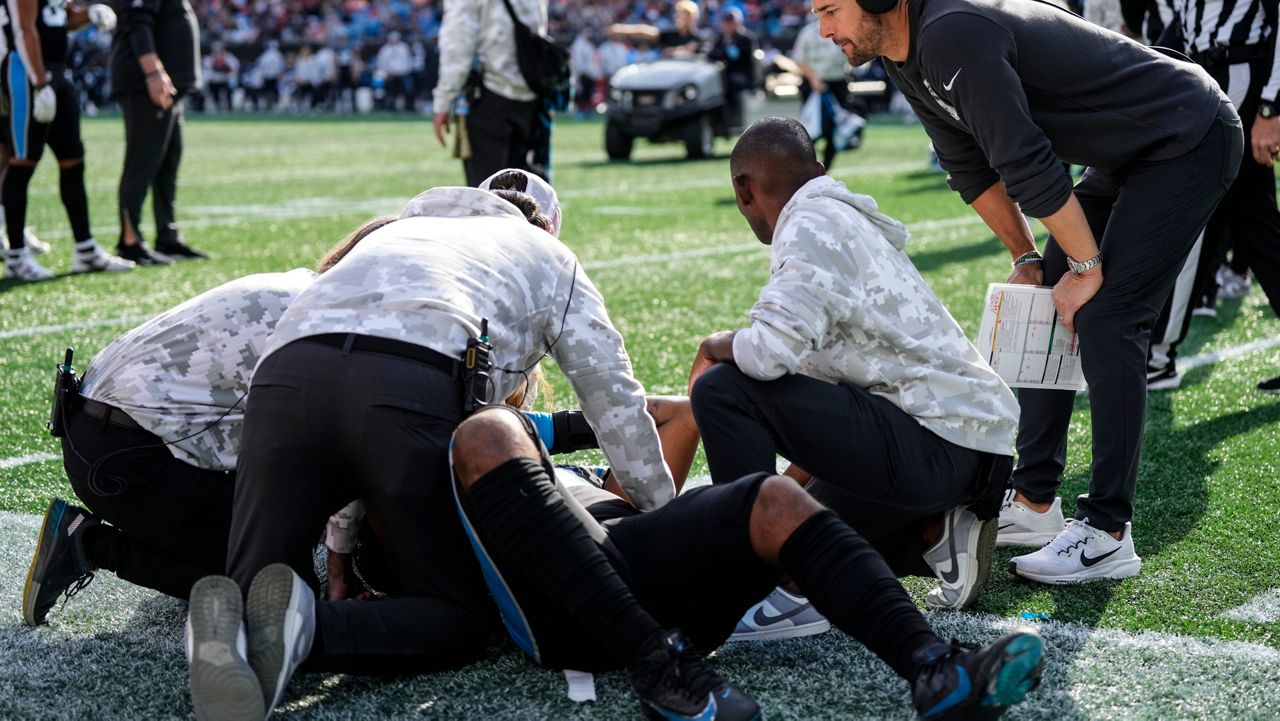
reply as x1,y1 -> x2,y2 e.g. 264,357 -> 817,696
22,498 -> 99,626
630,629 -> 762,721
912,628 -> 1045,720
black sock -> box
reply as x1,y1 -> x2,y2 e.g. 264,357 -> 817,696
59,163 -> 92,243
779,510 -> 946,681
81,523 -> 118,572
465,457 -> 662,664
2,164 -> 35,250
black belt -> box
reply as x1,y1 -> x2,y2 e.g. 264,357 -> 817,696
1190,43 -> 1272,67
76,397 -> 144,432
307,333 -> 461,379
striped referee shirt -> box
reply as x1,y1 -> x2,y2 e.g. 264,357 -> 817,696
1174,0 -> 1280,103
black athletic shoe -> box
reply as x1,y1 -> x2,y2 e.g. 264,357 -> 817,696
155,239 -> 209,261
116,242 -> 175,266
912,629 -> 1044,720
1259,374 -> 1280,393
22,498 -> 99,627
629,629 -> 761,721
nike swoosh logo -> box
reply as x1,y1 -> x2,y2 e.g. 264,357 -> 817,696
998,523 -> 1014,531
752,600 -> 814,627
938,514 -> 961,584
943,68 -> 962,92
1080,547 -> 1121,567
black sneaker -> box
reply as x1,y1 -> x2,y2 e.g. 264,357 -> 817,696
1146,363 -> 1181,391
912,629 -> 1044,720
1259,374 -> 1280,394
22,498 -> 99,626
629,629 -> 760,721
155,239 -> 209,261
116,242 -> 175,266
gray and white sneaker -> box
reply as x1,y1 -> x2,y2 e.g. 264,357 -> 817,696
727,587 -> 830,642
5,248 -> 53,281
72,240 -> 135,273
1009,519 -> 1142,584
246,563 -> 316,714
923,505 -> 996,610
186,575 -> 264,721
996,489 -> 1064,547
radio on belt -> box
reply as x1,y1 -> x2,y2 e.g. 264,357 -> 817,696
462,319 -> 494,415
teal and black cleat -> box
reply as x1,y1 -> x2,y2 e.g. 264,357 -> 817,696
630,629 -> 762,721
22,498 -> 99,627
912,628 -> 1044,720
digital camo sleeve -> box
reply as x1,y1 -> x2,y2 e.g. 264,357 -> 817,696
548,259 -> 675,511
432,0 -> 483,110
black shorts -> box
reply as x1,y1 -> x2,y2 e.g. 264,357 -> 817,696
0,58 -> 82,162
471,471 -> 783,671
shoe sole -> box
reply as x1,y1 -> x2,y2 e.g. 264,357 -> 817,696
1147,376 -> 1182,391
188,576 -> 264,721
926,516 -> 997,610
21,499 -> 63,627
725,618 -> 832,642
995,530 -> 1058,548
246,564 -> 314,714
981,632 -> 1045,709
1008,556 -> 1143,584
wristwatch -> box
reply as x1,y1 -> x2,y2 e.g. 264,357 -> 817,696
1067,251 -> 1102,277
1259,101 -> 1278,119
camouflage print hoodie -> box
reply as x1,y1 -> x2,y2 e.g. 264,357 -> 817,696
82,269 -> 316,471
262,187 -> 675,510
730,176 -> 1019,456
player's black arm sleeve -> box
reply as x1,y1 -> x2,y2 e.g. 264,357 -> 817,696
917,13 -> 1074,218
547,410 -> 600,454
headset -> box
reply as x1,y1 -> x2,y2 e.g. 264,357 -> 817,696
858,0 -> 900,14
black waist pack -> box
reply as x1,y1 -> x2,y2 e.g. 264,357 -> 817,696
499,0 -> 570,98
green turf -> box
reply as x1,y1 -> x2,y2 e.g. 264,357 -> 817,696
1,107 -> 1279,717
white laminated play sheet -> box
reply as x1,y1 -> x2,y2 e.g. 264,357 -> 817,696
976,283 -> 1086,391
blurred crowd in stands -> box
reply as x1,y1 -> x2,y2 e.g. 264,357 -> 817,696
67,0 -> 833,114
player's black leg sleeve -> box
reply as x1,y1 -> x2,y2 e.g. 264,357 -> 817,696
59,162 -> 92,243
779,510 -> 948,681
465,457 -> 662,662
2,164 -> 35,250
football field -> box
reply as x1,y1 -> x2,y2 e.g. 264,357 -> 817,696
1,110 -> 1279,718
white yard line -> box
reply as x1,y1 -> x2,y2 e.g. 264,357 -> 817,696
0,453 -> 59,470
0,314 -> 153,340
1220,588 -> 1280,623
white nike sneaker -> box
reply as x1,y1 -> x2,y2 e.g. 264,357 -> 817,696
996,489 -> 1064,547
1009,519 -> 1142,584
72,242 -> 136,273
727,587 -> 830,642
5,249 -> 54,281
923,505 -> 996,610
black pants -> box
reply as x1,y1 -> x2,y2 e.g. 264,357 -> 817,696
799,81 -> 852,170
118,92 -> 185,247
459,471 -> 782,671
1152,57 -> 1280,363
689,364 -> 985,573
60,406 -> 233,599
463,87 -> 537,187
226,338 -> 495,675
1013,102 -> 1242,532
